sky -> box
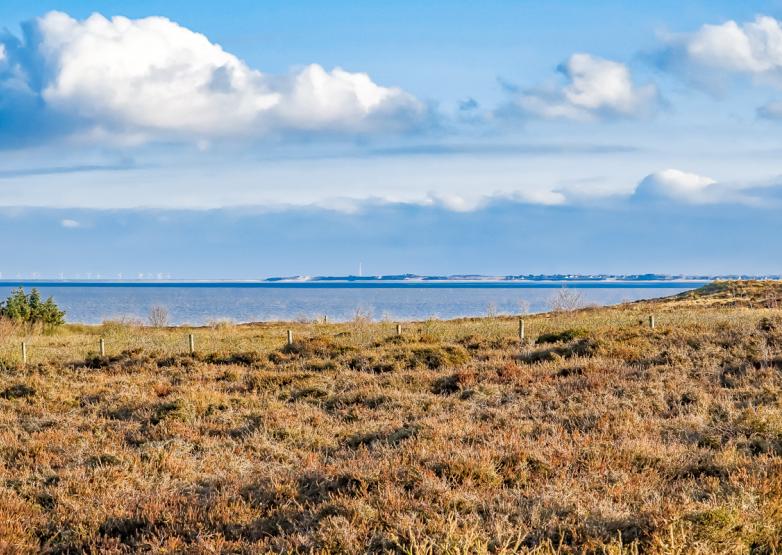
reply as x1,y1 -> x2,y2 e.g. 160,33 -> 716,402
1,0 -> 782,278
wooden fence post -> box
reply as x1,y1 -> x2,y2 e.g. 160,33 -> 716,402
287,330 -> 293,345
396,324 -> 402,336
21,342 -> 27,365
649,315 -> 656,329
188,333 -> 195,354
519,318 -> 525,342
99,338 -> 106,357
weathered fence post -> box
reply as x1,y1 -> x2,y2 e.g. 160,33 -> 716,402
649,315 -> 656,329
99,338 -> 106,357
287,329 -> 293,345
396,323 -> 402,336
518,318 -> 526,342
188,333 -> 195,354
21,342 -> 27,365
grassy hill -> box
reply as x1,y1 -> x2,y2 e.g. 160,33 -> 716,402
1,282 -> 781,553
651,279 -> 782,309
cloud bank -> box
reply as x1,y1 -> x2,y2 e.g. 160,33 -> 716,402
3,201 -> 781,277
0,11 -> 425,145
506,54 -> 660,121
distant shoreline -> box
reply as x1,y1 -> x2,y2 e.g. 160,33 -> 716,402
0,280 -> 712,289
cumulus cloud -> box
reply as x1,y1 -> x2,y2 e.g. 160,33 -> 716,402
633,169 -> 782,205
656,15 -> 782,90
0,11 -> 425,145
634,169 -> 717,203
506,54 -> 660,121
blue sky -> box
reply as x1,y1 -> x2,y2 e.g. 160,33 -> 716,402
1,1 -> 782,277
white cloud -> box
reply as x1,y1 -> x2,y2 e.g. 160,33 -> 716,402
509,189 -> 568,205
0,11 -> 425,143
272,64 -> 422,132
424,193 -> 478,212
60,218 -> 81,228
654,16 -> 782,116
633,169 -> 782,205
413,187 -> 569,212
670,16 -> 782,75
635,169 -> 716,203
656,15 -> 782,97
510,54 -> 660,121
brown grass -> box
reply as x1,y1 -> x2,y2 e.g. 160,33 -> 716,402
0,281 -> 781,553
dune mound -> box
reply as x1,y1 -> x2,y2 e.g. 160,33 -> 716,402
653,280 -> 782,309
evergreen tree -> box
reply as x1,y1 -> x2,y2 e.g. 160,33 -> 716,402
0,287 -> 65,330
3,288 -> 32,322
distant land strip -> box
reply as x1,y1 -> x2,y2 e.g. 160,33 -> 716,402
0,273 -> 779,286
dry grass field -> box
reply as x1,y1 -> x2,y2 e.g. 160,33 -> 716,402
1,281 -> 782,553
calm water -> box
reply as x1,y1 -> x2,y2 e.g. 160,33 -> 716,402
0,281 -> 704,325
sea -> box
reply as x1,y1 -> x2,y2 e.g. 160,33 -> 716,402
0,281 -> 706,325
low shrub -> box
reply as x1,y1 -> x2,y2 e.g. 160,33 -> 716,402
407,345 -> 470,370
535,328 -> 590,345
1,383 -> 36,400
